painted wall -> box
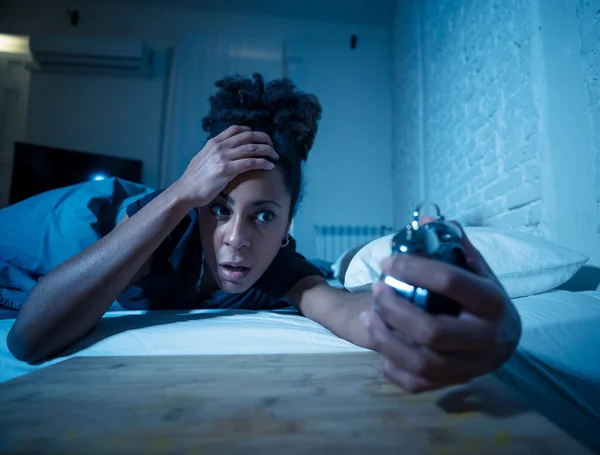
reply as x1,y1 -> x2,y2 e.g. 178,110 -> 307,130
0,0 -> 393,258
25,68 -> 167,188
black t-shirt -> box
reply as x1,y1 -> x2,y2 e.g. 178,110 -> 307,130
116,191 -> 323,311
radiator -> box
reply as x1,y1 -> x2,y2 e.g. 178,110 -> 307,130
313,225 -> 395,262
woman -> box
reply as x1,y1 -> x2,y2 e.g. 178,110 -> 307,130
7,74 -> 521,393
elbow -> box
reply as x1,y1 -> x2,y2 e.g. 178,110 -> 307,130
6,326 -> 45,363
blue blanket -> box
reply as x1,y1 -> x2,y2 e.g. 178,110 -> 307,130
0,178 -> 154,310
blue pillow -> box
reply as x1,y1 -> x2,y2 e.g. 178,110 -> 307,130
0,178 -> 154,310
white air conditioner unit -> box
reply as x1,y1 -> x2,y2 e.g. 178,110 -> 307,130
27,35 -> 153,78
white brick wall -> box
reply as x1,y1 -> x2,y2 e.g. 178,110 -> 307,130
393,0 -> 544,233
391,0 -> 424,227
392,0 -> 600,266
576,0 -> 600,233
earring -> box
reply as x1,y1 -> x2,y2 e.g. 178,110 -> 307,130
281,234 -> 290,248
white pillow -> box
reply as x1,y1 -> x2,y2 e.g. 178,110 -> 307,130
344,227 -> 589,298
331,249 -> 349,279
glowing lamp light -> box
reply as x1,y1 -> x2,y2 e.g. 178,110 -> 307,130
0,34 -> 29,54
91,173 -> 109,181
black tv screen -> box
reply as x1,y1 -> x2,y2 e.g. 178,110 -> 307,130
10,142 -> 143,205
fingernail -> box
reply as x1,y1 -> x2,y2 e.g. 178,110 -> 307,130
267,162 -> 275,169
419,216 -> 436,225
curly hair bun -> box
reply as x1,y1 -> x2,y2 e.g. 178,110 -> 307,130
201,73 -> 322,162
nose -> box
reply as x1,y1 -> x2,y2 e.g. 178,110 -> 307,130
224,215 -> 251,250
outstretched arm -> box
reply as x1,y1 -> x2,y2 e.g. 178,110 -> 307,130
286,221 -> 521,394
285,276 -> 374,349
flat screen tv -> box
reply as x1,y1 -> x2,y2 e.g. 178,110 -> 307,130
10,142 -> 143,205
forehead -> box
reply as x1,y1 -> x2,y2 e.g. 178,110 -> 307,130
224,169 -> 290,204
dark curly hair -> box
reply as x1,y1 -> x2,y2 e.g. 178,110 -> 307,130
202,73 -> 322,219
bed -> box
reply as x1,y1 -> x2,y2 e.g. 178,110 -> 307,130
1,179 -> 599,451
495,290 -> 600,452
1,289 -> 599,452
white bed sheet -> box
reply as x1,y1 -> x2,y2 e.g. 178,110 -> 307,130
497,290 -> 600,452
326,277 -> 345,289
1,290 -> 599,450
0,309 -> 366,384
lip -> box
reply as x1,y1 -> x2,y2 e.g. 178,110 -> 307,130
219,263 -> 251,282
220,261 -> 250,268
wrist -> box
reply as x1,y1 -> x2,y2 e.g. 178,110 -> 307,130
162,180 -> 199,216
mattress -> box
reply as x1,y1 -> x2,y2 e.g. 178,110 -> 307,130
0,290 -> 599,450
0,309 -> 366,384
496,290 -> 600,452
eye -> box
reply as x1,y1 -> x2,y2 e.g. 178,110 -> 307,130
255,211 -> 276,223
211,205 -> 231,217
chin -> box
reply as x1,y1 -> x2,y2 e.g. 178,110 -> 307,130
212,262 -> 262,294
218,279 -> 253,294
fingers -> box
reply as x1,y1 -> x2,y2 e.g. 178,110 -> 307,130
208,127 -> 278,164
380,356 -> 482,394
228,157 -> 275,175
381,360 -> 442,394
448,220 -> 501,285
366,309 -> 451,378
229,143 -> 279,162
211,125 -> 252,142
222,130 -> 274,149
364,309 -> 490,387
372,281 -> 496,351
368,220 -> 517,394
380,254 -> 505,320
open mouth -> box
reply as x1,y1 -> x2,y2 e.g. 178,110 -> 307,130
219,264 -> 251,281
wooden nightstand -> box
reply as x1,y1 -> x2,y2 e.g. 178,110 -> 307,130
0,352 -> 591,454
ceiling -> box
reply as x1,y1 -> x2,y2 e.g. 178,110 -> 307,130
101,0 -> 397,28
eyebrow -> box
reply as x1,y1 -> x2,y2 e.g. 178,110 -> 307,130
218,192 -> 281,209
219,192 -> 234,205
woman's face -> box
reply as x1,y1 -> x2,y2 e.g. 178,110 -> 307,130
198,168 -> 291,294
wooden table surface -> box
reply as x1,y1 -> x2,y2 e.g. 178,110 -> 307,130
0,352 -> 591,455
